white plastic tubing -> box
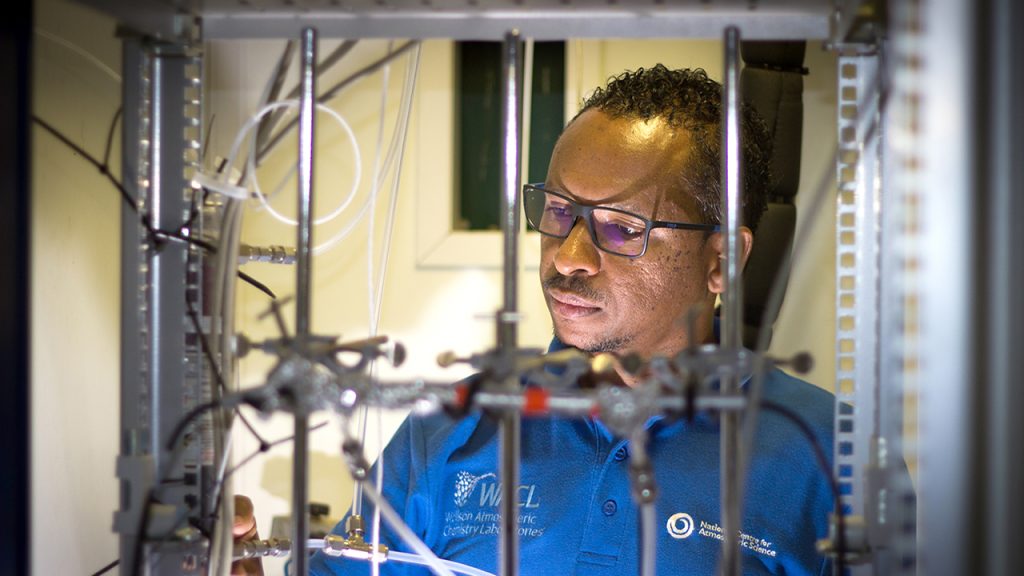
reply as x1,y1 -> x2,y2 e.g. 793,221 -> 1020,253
388,552 -> 497,576
305,541 -> 495,576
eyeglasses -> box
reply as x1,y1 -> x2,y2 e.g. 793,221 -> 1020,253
522,183 -> 719,258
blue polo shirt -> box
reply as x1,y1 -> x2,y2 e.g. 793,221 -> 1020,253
310,341 -> 835,576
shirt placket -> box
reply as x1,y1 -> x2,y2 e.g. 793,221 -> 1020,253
574,435 -> 634,575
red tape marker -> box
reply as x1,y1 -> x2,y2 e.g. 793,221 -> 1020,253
523,388 -> 549,415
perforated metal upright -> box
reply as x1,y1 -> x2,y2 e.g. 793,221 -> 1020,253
833,47 -> 884,574
114,30 -> 209,575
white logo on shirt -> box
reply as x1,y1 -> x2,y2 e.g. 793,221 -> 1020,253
445,471 -> 546,539
667,512 -> 695,539
454,471 -> 496,507
667,512 -> 779,558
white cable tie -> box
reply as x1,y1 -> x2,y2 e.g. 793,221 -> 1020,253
192,171 -> 249,200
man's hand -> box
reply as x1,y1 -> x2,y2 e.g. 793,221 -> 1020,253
231,495 -> 264,576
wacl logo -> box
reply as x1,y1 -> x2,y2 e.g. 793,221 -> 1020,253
666,512 -> 695,539
454,471 -> 496,507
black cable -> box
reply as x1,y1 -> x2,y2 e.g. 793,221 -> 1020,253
225,420 -> 329,488
185,297 -> 269,448
202,113 -> 215,164
135,389 -> 314,576
89,558 -> 119,576
131,436 -> 190,576
33,115 -> 277,300
166,399 -> 227,453
102,107 -> 122,168
33,115 -> 135,211
759,399 -> 846,576
256,40 -> 420,164
237,270 -> 278,300
131,488 -> 154,576
261,39 -> 359,147
201,419 -> 332,554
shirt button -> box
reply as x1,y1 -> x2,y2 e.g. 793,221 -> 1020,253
614,446 -> 629,461
602,499 -> 617,516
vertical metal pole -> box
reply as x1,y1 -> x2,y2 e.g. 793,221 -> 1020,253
498,29 -> 523,576
983,0 -> 1024,573
719,26 -> 743,576
292,26 -> 317,576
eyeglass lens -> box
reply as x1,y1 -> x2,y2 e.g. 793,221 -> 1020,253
524,187 -> 648,256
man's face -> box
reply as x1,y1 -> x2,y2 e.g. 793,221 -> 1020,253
539,109 -> 724,360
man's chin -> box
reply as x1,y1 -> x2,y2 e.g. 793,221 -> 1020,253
553,324 -> 630,355
552,323 -> 587,350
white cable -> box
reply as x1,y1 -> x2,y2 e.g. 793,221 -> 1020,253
349,41 -> 420,519
208,199 -> 232,576
204,99 -> 363,230
365,51 -> 392,576
639,502 -> 657,576
351,51 -> 392,523
360,481 -> 458,576
216,200 -> 245,576
212,432 -> 237,576
350,410 -> 367,519
367,56 -> 391,342
312,44 -> 418,257
372,43 -> 420,334
388,552 -> 497,576
247,104 -> 363,226
257,163 -> 298,204
34,28 -> 122,83
372,402 -> 385,576
368,50 -> 419,573
302,541 -> 494,576
221,101 -> 297,189
310,187 -> 376,256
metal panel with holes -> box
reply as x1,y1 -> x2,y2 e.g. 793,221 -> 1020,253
115,35 -> 209,575
834,50 -> 882,574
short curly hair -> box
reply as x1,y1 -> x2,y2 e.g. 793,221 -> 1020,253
573,65 -> 772,231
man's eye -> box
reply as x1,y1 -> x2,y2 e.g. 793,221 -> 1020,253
613,223 -> 643,239
546,204 -> 572,218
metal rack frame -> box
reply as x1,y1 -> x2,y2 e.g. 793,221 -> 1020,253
88,1 -> 1024,575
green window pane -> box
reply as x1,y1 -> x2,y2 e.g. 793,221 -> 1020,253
455,41 -> 566,231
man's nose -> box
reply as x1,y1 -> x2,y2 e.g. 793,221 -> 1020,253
553,218 -> 601,276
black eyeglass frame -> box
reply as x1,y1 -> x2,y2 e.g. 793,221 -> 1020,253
522,183 -> 720,258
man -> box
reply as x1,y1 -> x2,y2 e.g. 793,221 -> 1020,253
241,65 -> 836,575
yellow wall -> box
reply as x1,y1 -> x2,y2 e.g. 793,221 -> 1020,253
32,0 -> 122,573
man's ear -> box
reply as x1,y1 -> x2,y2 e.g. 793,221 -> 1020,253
707,226 -> 754,295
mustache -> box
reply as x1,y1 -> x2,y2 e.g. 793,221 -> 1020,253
541,274 -> 603,303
